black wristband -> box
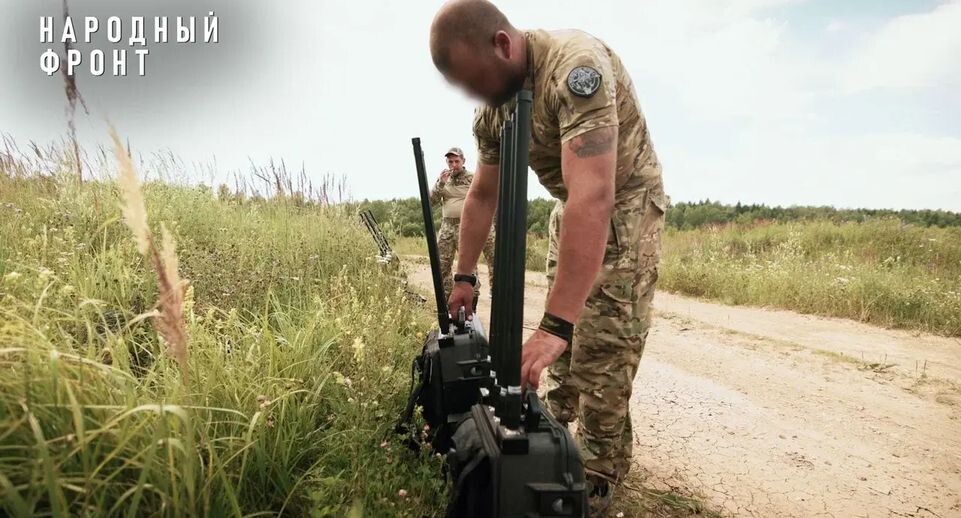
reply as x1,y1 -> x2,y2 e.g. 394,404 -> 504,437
453,273 -> 477,287
539,312 -> 574,344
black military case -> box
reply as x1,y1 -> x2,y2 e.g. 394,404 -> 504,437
415,320 -> 490,450
445,393 -> 586,517
395,139 -> 493,452
443,91 -> 587,517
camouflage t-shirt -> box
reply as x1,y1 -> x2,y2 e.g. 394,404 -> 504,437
430,168 -> 474,219
473,29 -> 662,203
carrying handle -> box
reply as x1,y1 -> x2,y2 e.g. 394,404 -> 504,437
455,306 -> 467,333
523,390 -> 543,431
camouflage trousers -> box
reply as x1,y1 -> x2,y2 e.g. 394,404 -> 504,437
544,186 -> 665,482
438,217 -> 496,300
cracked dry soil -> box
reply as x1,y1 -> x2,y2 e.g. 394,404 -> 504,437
408,263 -> 961,517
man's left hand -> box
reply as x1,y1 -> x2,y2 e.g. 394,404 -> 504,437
520,330 -> 568,390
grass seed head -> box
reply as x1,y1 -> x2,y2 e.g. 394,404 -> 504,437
110,128 -> 189,378
110,126 -> 150,256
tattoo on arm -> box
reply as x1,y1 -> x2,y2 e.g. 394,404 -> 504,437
568,127 -> 617,158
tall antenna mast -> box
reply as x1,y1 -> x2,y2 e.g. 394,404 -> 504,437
412,138 -> 452,333
490,91 -> 533,429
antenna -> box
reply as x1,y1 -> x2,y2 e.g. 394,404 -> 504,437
489,118 -> 513,412
359,209 -> 392,258
412,138 -> 452,333
490,91 -> 533,429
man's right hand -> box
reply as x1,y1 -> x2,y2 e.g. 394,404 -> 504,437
439,169 -> 451,183
448,280 -> 475,319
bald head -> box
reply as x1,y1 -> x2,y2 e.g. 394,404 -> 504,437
430,0 -> 514,71
429,0 -> 527,106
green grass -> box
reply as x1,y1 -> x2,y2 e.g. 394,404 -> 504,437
0,173 -> 446,516
392,235 -> 548,273
397,216 -> 961,337
391,236 -> 427,258
660,219 -> 961,336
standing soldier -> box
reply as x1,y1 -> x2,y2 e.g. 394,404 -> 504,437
430,1 -> 666,514
430,146 -> 496,300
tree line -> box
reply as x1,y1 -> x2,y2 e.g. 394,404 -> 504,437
357,198 -> 961,237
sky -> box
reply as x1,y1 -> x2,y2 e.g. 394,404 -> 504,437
1,0 -> 960,210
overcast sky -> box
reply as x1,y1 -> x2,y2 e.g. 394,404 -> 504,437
2,0 -> 960,209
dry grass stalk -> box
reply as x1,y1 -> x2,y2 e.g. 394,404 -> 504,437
111,130 -> 150,256
155,223 -> 188,369
110,126 -> 189,380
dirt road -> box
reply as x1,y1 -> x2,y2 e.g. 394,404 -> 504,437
408,262 -> 961,517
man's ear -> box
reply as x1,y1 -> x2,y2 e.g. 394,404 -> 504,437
492,30 -> 513,60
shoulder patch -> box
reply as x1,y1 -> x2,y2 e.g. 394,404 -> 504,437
566,66 -> 602,98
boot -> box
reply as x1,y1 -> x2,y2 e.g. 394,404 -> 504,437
587,475 -> 613,516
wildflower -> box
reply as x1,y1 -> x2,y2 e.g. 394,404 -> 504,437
257,395 -> 271,410
333,371 -> 353,388
397,489 -> 408,498
3,272 -> 21,283
352,337 -> 366,362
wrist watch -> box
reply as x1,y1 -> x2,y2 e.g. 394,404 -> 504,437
453,273 -> 477,287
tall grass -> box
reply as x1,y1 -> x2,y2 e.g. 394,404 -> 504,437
392,234 -> 548,273
395,218 -> 961,337
660,219 -> 961,336
0,150 -> 445,515
111,128 -> 189,379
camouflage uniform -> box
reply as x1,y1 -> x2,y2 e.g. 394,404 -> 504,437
473,29 -> 666,482
431,168 -> 496,299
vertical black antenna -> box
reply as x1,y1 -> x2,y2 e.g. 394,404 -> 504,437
491,91 -> 533,429
412,138 -> 451,333
490,118 -> 514,408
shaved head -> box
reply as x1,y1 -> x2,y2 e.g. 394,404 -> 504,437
430,0 -> 514,71
430,0 -> 528,106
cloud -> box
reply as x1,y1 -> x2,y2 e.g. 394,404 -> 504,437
1,0 -> 957,210
825,19 -> 846,34
840,0 -> 961,92
526,0 -> 961,210
666,130 -> 961,210
614,0 -> 961,210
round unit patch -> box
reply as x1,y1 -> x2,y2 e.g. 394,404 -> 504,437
566,66 -> 602,98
